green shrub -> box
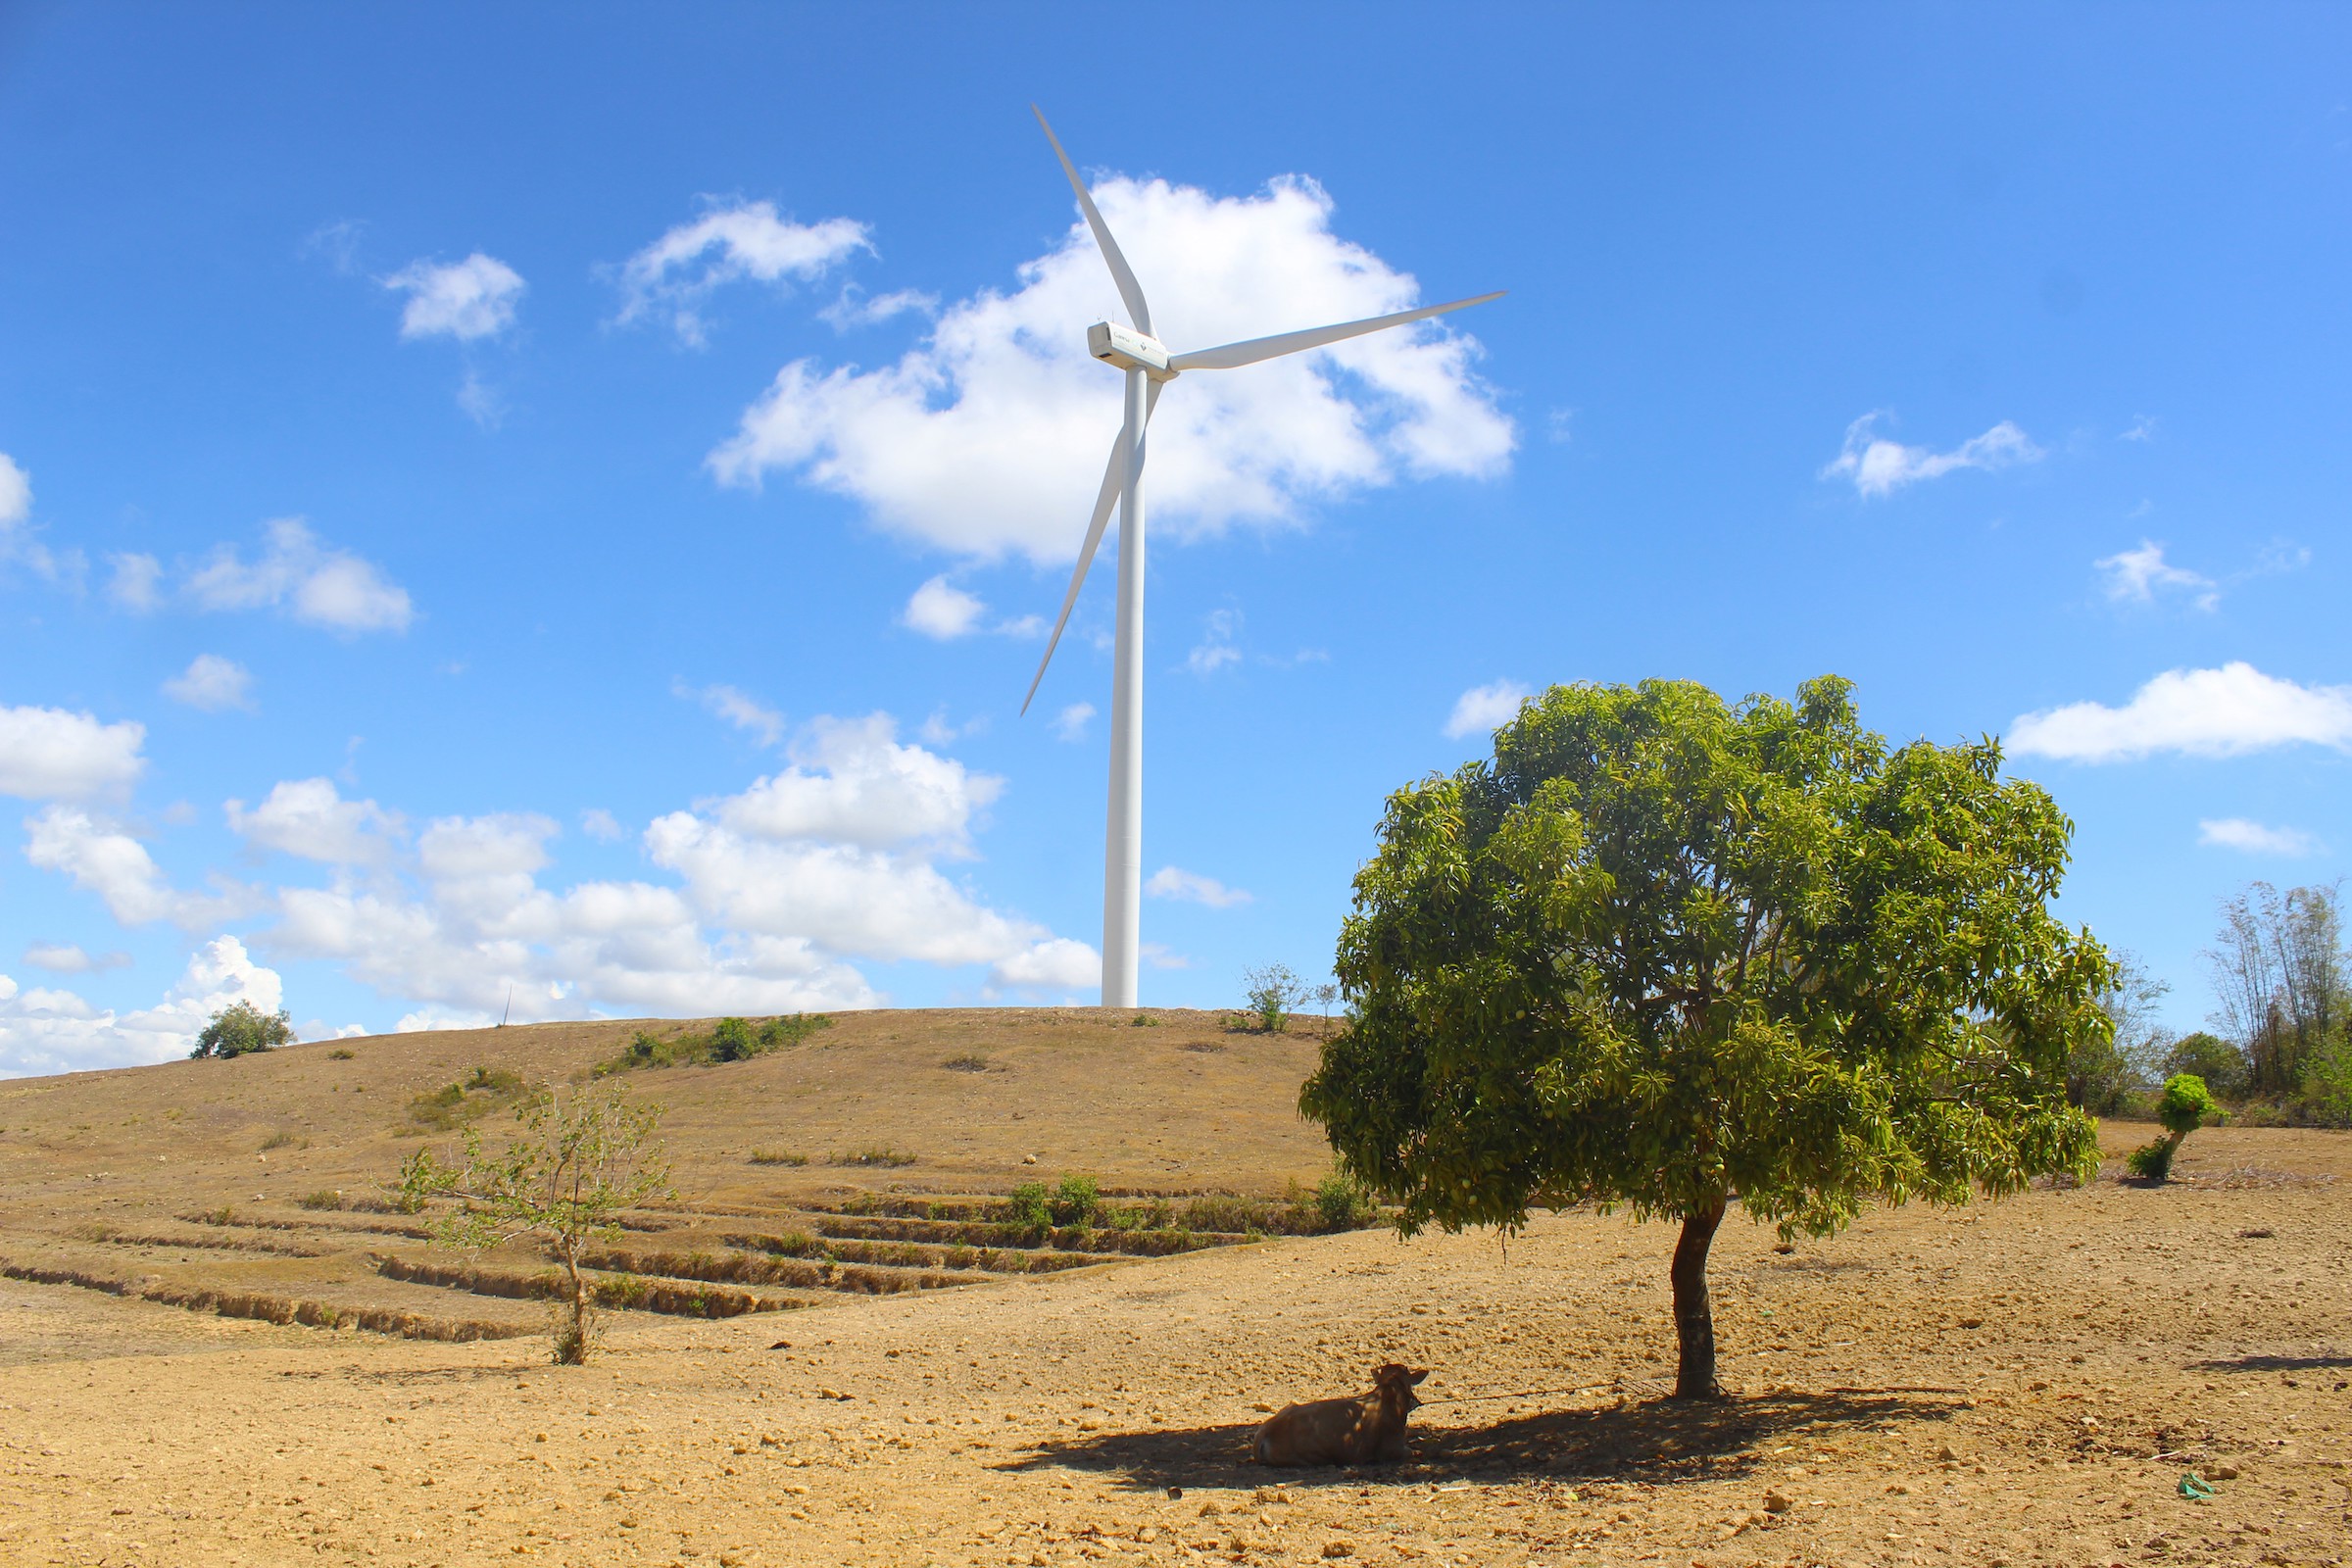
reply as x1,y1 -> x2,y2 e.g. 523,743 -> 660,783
1313,1172 -> 1374,1232
597,1014 -> 833,1075
2127,1140 -> 2177,1182
296,1190 -> 343,1210
1241,964 -> 1305,1034
748,1149 -> 808,1166
1050,1173 -> 1102,1228
405,1065 -> 527,1132
1006,1180 -> 1053,1233
2297,1035 -> 2352,1129
190,1000 -> 295,1059
2156,1073 -> 2219,1137
327,1048 -> 357,1061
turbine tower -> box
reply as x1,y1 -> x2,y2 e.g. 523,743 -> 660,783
1021,108 -> 1502,1008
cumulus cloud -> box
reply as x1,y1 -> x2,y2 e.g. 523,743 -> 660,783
1445,679 -> 1530,739
226,777 -> 402,865
616,200 -> 870,346
1821,413 -> 2043,499
2096,540 -> 2217,611
384,253 -> 525,341
0,706 -> 146,800
709,172 -> 1513,563
2008,662 -> 2352,762
24,805 -> 254,929
181,518 -> 414,634
903,576 -> 987,639
2198,818 -> 2324,858
1145,865 -> 1251,908
230,714 -> 1088,1018
678,681 -> 786,747
162,654 -> 255,712
0,935 -> 283,1077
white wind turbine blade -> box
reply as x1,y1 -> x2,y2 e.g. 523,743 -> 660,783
1168,290 -> 1504,372
1033,105 -> 1152,336
1021,379 -> 1163,716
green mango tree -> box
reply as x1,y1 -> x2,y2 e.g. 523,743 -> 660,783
1301,676 -> 2111,1398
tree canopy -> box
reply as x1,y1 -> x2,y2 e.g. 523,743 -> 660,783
1301,676 -> 2111,1396
189,1000 -> 295,1058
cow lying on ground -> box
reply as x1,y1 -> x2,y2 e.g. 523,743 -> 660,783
1251,1363 -> 1428,1467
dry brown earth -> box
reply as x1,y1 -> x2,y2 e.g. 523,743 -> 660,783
1,1009 -> 2347,1567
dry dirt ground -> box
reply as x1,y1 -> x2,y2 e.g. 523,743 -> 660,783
1,1011 -> 2348,1568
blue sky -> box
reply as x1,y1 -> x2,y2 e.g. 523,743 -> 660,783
3,5 -> 2347,1072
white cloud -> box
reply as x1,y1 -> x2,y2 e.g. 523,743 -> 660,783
23,943 -> 130,974
616,201 -> 870,346
1821,413 -> 2043,499
678,681 -> 786,747
0,452 -> 26,527
0,706 -> 146,800
185,518 -> 414,634
579,808 -> 624,843
23,806 -> 254,929
2095,540 -> 2217,611
456,368 -> 505,430
2198,817 -> 2324,857
2008,662 -> 2352,762
1145,865 -> 1252,908
709,172 -> 1513,562
1188,608 -> 1242,676
1445,679 -> 1530,739
818,285 -> 937,331
903,575 -> 987,639
107,552 -> 164,612
988,938 -> 1098,989
384,253 -> 525,341
712,713 -> 1000,854
162,654 -> 255,712
0,935 -> 284,1077
226,777 -> 402,865
2122,416 -> 2158,442
1052,701 -> 1096,742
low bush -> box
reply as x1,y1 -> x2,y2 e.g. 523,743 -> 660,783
1050,1173 -> 1102,1228
406,1065 -> 527,1133
327,1048 -> 357,1061
259,1130 -> 304,1152
748,1149 -> 808,1166
831,1148 -> 916,1168
296,1190 -> 343,1210
940,1054 -> 990,1073
596,1014 -> 832,1075
1240,964 -> 1306,1034
1006,1181 -> 1053,1234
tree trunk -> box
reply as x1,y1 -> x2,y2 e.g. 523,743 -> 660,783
1670,1196 -> 1727,1399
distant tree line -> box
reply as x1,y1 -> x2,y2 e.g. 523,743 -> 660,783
2072,879 -> 2351,1128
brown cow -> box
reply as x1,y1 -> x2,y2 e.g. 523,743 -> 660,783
1250,1363 -> 1428,1467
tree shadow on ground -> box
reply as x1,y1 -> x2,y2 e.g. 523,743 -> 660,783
2187,1353 -> 2352,1373
994,1390 -> 1960,1493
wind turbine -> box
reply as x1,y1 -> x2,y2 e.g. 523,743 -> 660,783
1020,107 -> 1503,1009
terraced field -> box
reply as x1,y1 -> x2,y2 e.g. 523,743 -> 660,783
0,1006 -> 1345,1348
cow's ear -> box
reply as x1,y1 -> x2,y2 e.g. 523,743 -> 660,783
1407,1369 -> 1429,1384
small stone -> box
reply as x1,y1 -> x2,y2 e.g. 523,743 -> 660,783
2207,1463 -> 2241,1481
1252,1401 -> 1276,1413
1021,1154 -> 1039,1165
1137,1526 -> 1157,1543
1321,1543 -> 1354,1559
1936,1445 -> 1960,1463
1763,1492 -> 1793,1514
1198,1501 -> 1222,1518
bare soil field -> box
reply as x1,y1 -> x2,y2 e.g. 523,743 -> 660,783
1,1009 -> 2347,1568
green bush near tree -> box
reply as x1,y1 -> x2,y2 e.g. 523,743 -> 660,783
2127,1072 -> 2220,1183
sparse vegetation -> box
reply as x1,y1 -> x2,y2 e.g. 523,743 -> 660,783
296,1190 -> 344,1210
398,1081 -> 673,1365
190,1001 -> 295,1059
939,1053 -> 990,1072
830,1147 -> 916,1168
258,1130 -> 304,1152
1049,1173 -> 1102,1227
748,1149 -> 809,1166
1129,1013 -> 1158,1027
327,1048 -> 357,1060
595,1014 -> 832,1076
1240,964 -> 1305,1033
406,1066 -> 527,1133
2202,881 -> 2350,1127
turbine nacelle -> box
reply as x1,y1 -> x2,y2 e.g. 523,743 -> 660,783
1087,321 -> 1176,381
